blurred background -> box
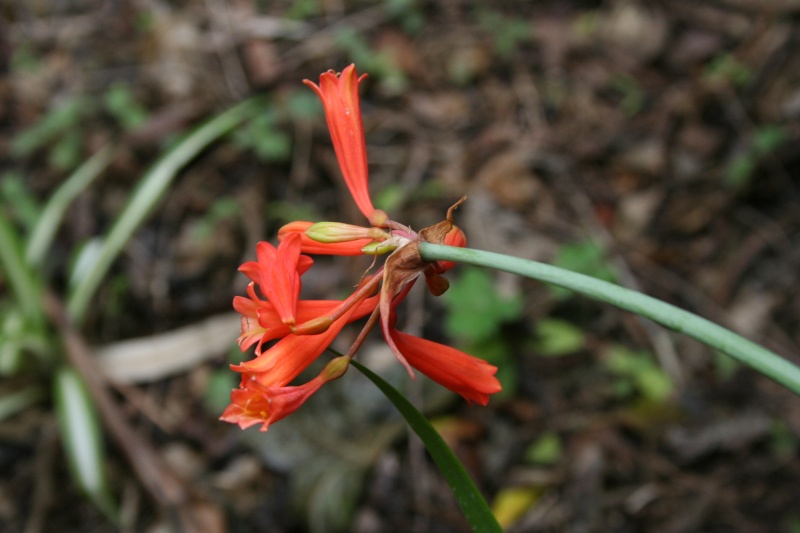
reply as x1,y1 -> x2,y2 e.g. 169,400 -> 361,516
2,0 -> 800,532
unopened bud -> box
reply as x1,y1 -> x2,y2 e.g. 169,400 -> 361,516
321,356 -> 350,381
368,209 -> 389,228
361,241 -> 398,255
292,316 -> 333,335
305,222 -> 386,243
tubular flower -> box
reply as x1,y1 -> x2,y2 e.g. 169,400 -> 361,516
303,65 -> 387,227
221,356 -> 351,431
222,65 -> 501,432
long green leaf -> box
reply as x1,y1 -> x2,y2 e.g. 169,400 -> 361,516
350,359 -> 503,533
53,366 -> 118,523
0,209 -> 43,321
26,144 -> 115,267
419,243 -> 800,396
67,97 -> 263,324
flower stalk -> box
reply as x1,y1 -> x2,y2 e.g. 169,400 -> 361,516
418,242 -> 800,396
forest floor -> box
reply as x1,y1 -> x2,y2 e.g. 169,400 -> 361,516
2,1 -> 800,532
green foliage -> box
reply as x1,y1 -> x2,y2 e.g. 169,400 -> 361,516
443,267 -> 524,397
104,84 -> 148,131
12,97 -> 89,171
190,197 -> 241,242
725,124 -> 787,189
233,106 -> 292,161
475,7 -> 533,60
12,85 -> 148,172
352,359 -> 504,533
533,318 -> 586,356
285,90 -> 323,122
524,431 -> 563,466
604,345 -> 673,402
204,369 -> 239,414
385,0 -> 425,34
287,0 -> 322,19
10,43 -> 39,72
713,350 -> 740,381
611,74 -> 645,116
54,367 -> 118,523
705,53 -> 753,88
444,267 -> 523,343
266,200 -> 320,226
333,29 -> 407,93
550,240 -> 616,299
0,97 -> 260,523
1,172 -> 41,231
770,420 -> 798,459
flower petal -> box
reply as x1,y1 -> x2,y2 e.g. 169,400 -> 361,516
304,65 -> 377,222
387,328 -> 502,405
220,373 -> 327,431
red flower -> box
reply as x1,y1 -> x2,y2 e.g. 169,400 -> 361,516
386,316 -> 501,405
237,233 -> 311,327
221,356 -> 350,431
222,65 -> 502,432
304,65 -> 387,227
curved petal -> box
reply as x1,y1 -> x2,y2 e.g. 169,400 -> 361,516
304,65 -> 376,221
220,373 -> 327,431
387,328 -> 502,406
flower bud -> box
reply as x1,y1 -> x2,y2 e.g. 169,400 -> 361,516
368,209 -> 389,227
361,241 -> 398,255
292,316 -> 333,335
321,355 -> 351,381
305,222 -> 386,243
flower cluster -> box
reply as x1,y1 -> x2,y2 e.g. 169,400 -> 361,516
221,65 -> 502,431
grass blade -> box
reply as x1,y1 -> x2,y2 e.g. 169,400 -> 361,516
53,366 -> 118,523
0,209 -> 43,322
350,359 -> 503,533
26,144 -> 115,267
67,97 -> 262,324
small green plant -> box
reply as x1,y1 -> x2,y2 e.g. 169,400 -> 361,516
11,97 -> 90,171
475,7 -> 533,60
104,84 -> 148,131
611,74 -> 645,116
533,318 -> 586,356
333,29 -> 407,93
604,344 -> 673,402
444,267 -> 524,395
233,106 -> 292,161
550,240 -> 616,299
1,96 -> 261,523
524,431 -> 563,466
725,124 -> 787,188
705,53 -> 754,88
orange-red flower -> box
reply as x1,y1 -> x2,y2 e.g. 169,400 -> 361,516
222,65 -> 501,432
304,65 -> 387,227
221,356 -> 350,431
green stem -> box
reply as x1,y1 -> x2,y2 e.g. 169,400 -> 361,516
419,243 -> 800,396
350,359 -> 503,533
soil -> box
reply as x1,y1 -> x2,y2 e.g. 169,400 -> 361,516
2,1 -> 800,532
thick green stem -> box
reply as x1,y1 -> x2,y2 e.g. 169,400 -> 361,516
419,243 -> 800,396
